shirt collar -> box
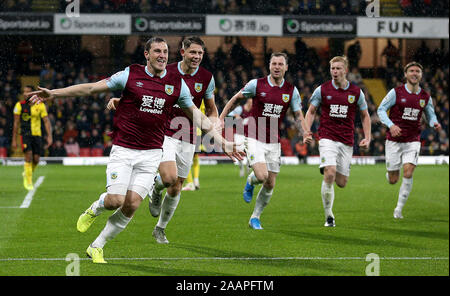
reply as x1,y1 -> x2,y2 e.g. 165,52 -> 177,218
404,83 -> 421,95
178,61 -> 199,76
267,75 -> 285,88
145,66 -> 166,78
332,79 -> 350,90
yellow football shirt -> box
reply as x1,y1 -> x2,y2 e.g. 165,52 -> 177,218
13,101 -> 48,137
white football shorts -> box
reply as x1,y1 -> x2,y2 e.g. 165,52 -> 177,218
385,140 -> 421,171
245,137 -> 281,173
161,135 -> 196,178
318,138 -> 353,177
106,145 -> 162,199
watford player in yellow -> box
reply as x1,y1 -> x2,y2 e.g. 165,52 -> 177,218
12,86 -> 52,190
182,101 -> 205,191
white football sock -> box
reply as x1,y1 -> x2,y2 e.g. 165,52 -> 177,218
247,171 -> 261,186
156,193 -> 180,229
251,186 -> 273,219
321,180 -> 335,218
396,177 -> 413,211
91,192 -> 107,216
91,208 -> 131,249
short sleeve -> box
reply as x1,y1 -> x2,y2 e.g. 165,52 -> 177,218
177,79 -> 194,108
241,79 -> 257,98
106,67 -> 130,91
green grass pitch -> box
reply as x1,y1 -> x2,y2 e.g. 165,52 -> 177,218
0,164 -> 448,276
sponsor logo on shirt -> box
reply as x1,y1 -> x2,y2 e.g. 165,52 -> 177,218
139,95 -> 166,114
262,103 -> 283,118
329,104 -> 348,118
402,107 -> 420,121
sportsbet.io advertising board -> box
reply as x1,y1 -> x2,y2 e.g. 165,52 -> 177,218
53,14 -> 131,35
132,15 -> 205,35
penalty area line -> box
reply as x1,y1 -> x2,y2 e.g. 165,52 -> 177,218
20,176 -> 45,208
0,176 -> 45,209
0,256 -> 448,262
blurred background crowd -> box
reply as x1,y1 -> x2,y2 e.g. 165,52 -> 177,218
1,37 -> 447,159
0,0 -> 448,159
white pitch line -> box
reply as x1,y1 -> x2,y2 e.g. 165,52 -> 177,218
19,176 -> 45,209
0,256 -> 448,262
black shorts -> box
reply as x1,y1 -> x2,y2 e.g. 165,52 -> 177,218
21,135 -> 42,155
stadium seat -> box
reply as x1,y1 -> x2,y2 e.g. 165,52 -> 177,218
80,148 -> 91,157
91,148 -> 104,157
0,147 -> 7,158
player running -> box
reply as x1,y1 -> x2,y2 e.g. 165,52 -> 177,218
377,61 -> 441,219
303,55 -> 371,227
27,37 -> 242,263
108,36 -> 220,244
220,52 -> 311,230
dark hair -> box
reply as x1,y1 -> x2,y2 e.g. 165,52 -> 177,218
145,37 -> 167,51
182,36 -> 205,50
404,61 -> 423,73
270,52 -> 288,64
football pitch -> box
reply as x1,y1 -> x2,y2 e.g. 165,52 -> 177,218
0,163 -> 448,276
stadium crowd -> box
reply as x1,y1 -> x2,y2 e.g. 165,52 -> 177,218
0,36 -> 448,158
0,0 -> 447,17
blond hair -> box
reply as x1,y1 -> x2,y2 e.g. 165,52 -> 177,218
329,55 -> 349,69
404,61 -> 423,73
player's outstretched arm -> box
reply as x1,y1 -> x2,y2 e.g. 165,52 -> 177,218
107,97 -> 121,110
182,105 -> 245,161
219,91 -> 247,122
204,96 -> 222,132
26,80 -> 110,104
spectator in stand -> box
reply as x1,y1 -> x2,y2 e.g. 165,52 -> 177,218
0,127 -> 9,149
347,67 -> 363,86
64,137 -> 80,157
382,40 -> 400,69
347,40 -> 362,70
49,139 -> 67,157
78,130 -> 91,148
63,121 -> 78,143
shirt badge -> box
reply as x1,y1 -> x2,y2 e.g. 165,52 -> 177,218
282,94 -> 290,103
165,84 -> 174,95
194,83 -> 203,93
348,95 -> 355,104
419,99 -> 426,108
